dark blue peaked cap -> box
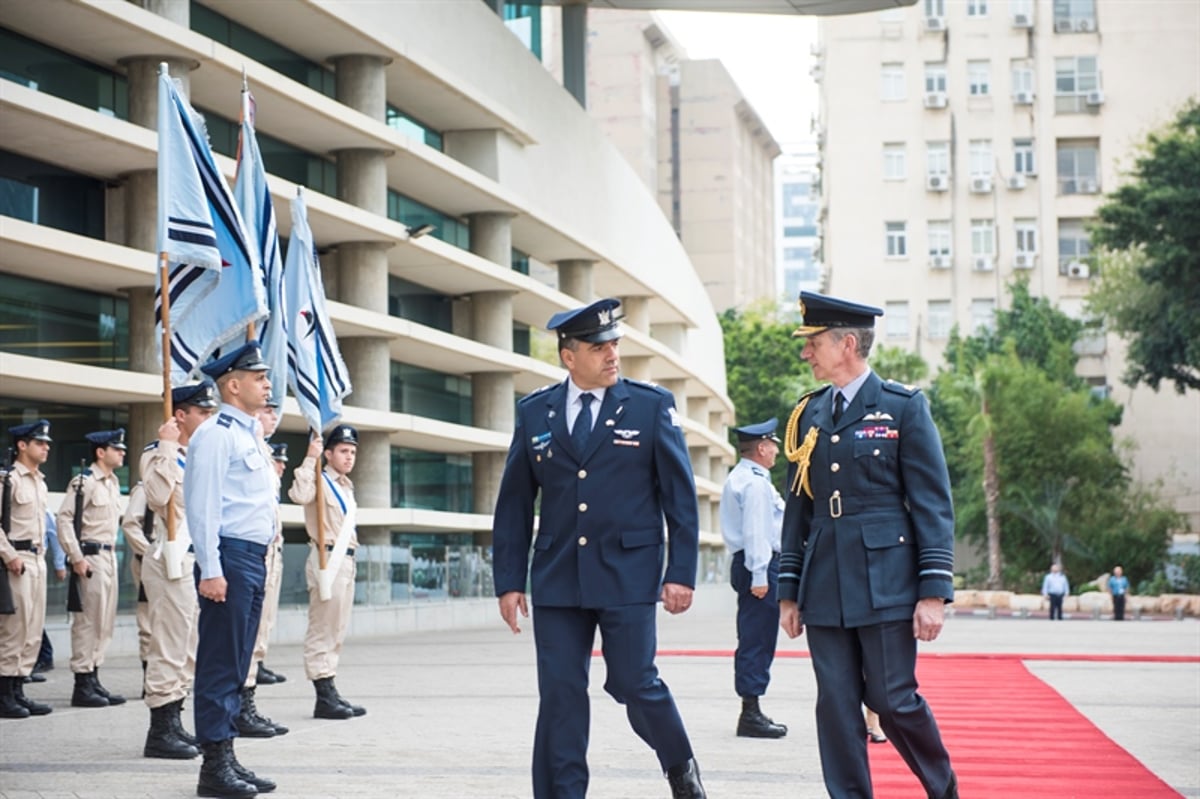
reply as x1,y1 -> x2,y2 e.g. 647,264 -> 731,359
547,298 -> 623,344
324,424 -> 359,448
172,380 -> 218,409
270,442 -> 289,462
9,419 -> 52,443
793,291 -> 883,338
733,417 -> 780,443
85,428 -> 126,450
199,342 -> 270,379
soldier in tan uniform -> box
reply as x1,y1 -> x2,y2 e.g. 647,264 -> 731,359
288,424 -> 366,720
0,420 -> 54,718
128,381 -> 219,758
57,428 -> 127,708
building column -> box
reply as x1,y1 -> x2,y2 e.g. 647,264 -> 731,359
690,445 -> 713,534
557,259 -> 594,303
618,295 -> 652,381
562,1 -> 588,107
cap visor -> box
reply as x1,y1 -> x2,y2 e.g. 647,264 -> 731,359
579,325 -> 623,344
791,324 -> 828,338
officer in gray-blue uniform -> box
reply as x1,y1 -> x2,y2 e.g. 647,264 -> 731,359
778,292 -> 958,799
185,343 -> 277,798
720,418 -> 787,739
493,298 -> 707,799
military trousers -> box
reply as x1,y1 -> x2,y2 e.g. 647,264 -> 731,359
245,539 -> 283,686
0,551 -> 47,676
730,550 -> 780,698
141,549 -> 198,708
69,549 -> 118,673
131,553 -> 151,662
303,547 -> 354,681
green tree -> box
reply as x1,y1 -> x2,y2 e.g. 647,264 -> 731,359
872,345 -> 929,385
1088,100 -> 1200,394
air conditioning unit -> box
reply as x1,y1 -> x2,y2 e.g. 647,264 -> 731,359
1014,91 -> 1035,105
970,176 -> 994,194
1067,261 -> 1091,279
1086,90 -> 1105,106
1012,13 -> 1033,28
1007,174 -> 1027,190
1054,18 -> 1072,32
1014,252 -> 1035,269
924,91 -> 948,109
930,255 -> 952,269
924,16 -> 946,32
1078,178 -> 1100,194
926,174 -> 949,192
973,257 -> 995,272
1075,17 -> 1096,32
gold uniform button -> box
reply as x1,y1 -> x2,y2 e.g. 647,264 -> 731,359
578,536 -> 587,546
578,469 -> 587,479
831,463 -> 840,473
578,502 -> 588,512
831,434 -> 840,444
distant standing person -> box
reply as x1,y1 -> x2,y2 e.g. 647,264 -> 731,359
1041,563 -> 1069,621
719,418 -> 787,739
1108,566 -> 1129,621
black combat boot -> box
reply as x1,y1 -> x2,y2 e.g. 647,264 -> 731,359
172,698 -> 199,746
92,669 -> 126,705
327,676 -> 366,717
226,739 -> 277,793
234,687 -> 277,737
0,676 -> 32,719
312,677 -> 352,720
71,671 -> 108,708
12,676 -> 52,715
242,685 -> 288,735
197,740 -> 257,798
665,758 -> 707,799
257,662 -> 286,684
144,702 -> 199,759
736,695 -> 788,738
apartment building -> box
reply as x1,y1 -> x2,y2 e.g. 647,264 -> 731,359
815,0 -> 1200,527
777,147 -> 824,303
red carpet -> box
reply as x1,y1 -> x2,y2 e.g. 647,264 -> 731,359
867,656 -> 1183,798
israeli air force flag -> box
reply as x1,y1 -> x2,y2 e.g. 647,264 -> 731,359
284,192 -> 351,432
155,64 -> 267,384
234,87 -> 288,407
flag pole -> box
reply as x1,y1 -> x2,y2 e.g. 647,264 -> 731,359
159,249 -> 177,545
239,66 -> 257,344
314,430 -> 327,570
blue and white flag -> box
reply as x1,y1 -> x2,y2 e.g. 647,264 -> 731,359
233,87 -> 288,407
155,65 -> 267,384
284,192 -> 351,432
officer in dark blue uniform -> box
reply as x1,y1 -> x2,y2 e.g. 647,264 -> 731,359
778,292 -> 958,799
493,298 -> 707,799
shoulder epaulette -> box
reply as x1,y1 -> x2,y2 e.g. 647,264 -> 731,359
216,413 -> 234,428
882,378 -> 920,396
625,378 -> 669,397
143,441 -> 159,452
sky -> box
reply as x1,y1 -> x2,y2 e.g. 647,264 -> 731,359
655,10 -> 821,149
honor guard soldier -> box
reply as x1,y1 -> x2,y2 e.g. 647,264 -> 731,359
493,298 -> 707,799
720,418 -> 788,739
778,292 -> 958,799
186,343 -> 278,798
129,380 -> 220,759
288,424 -> 366,720
0,420 -> 55,718
233,401 -> 288,740
57,427 -> 127,708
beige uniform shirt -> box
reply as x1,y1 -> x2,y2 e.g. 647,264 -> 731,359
138,441 -> 189,553
0,461 -> 48,562
57,464 -> 121,564
121,482 -> 152,558
288,460 -> 357,549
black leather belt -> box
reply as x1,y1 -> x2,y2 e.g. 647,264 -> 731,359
12,540 -> 41,554
80,541 -> 114,555
324,545 -> 355,558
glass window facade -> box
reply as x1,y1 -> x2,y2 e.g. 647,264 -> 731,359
390,363 -> 472,426
199,107 -> 338,196
0,150 -> 106,239
0,399 -> 129,494
388,277 -> 454,331
391,447 -> 473,513
386,104 -> 444,151
0,273 -> 129,370
0,27 -> 128,119
503,2 -> 544,60
190,3 -> 335,97
387,190 -> 469,250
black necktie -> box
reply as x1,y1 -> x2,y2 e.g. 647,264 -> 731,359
573,393 -> 595,452
833,391 -> 844,424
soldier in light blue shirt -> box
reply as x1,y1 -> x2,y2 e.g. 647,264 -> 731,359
1041,563 -> 1070,620
720,418 -> 788,739
184,343 -> 277,798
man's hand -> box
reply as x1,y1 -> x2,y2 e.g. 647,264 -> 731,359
198,576 -> 227,603
55,567 -> 67,581
5,557 -> 24,576
780,599 -> 804,639
750,584 -> 769,599
158,418 -> 181,443
71,560 -> 90,578
912,597 -> 945,642
306,436 -> 324,460
498,591 -> 528,634
661,583 -> 694,614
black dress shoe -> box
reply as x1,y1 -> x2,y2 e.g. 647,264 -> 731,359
32,661 -> 53,674
24,672 -> 46,683
867,728 -> 888,744
257,663 -> 286,684
930,772 -> 958,799
665,758 -> 706,799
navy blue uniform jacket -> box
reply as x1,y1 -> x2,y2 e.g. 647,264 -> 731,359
779,373 -> 955,628
493,377 -> 700,608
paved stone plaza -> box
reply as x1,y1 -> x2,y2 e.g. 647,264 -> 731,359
2,584 -> 1197,798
